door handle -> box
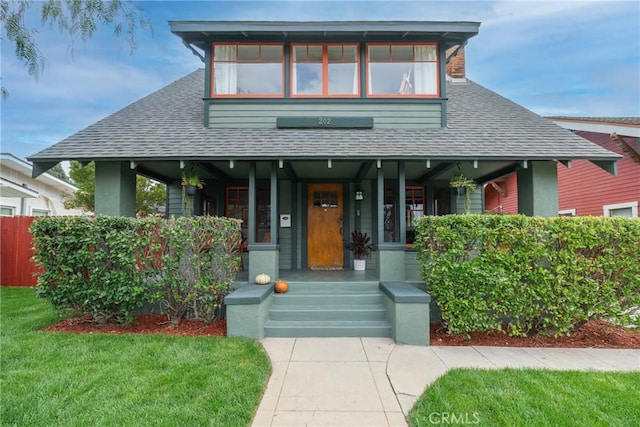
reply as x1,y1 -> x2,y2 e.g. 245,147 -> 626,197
339,216 -> 343,235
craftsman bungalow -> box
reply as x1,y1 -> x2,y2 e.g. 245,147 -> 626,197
28,21 -> 619,344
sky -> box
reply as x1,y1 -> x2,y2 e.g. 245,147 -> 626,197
1,0 -> 639,161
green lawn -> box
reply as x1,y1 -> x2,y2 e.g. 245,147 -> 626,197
409,368 -> 640,426
0,287 -> 271,427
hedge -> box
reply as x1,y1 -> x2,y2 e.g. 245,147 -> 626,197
414,215 -> 640,336
30,216 -> 241,325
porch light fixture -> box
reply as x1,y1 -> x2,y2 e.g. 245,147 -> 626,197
522,160 -> 528,169
377,159 -> 382,168
473,160 -> 478,168
426,159 -> 431,168
327,159 -> 332,168
355,190 -> 364,201
279,159 -> 284,168
229,160 -> 235,169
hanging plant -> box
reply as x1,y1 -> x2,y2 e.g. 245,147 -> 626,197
449,170 -> 477,214
181,173 -> 204,190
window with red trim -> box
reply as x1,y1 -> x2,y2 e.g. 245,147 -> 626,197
291,44 -> 359,97
225,186 -> 271,242
212,44 -> 284,96
367,43 -> 438,97
383,185 -> 425,244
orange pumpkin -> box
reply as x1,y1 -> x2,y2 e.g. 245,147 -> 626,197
274,279 -> 288,294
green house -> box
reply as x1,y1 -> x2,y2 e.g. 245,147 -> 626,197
28,21 -> 619,344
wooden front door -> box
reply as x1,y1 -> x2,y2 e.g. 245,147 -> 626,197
307,183 -> 344,270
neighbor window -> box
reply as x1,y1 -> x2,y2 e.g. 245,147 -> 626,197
212,44 -> 284,96
603,201 -> 638,218
558,209 -> 576,217
291,44 -> 359,97
367,43 -> 438,96
0,206 -> 14,216
31,209 -> 49,217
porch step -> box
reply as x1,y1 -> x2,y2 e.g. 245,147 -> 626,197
269,305 -> 387,321
264,281 -> 391,338
264,320 -> 392,338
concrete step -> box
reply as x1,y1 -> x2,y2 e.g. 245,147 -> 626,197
264,320 -> 392,338
271,292 -> 384,306
269,304 -> 388,321
281,281 -> 380,292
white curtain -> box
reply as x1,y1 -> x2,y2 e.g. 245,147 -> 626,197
214,45 -> 237,95
291,48 -> 298,95
413,46 -> 437,95
352,59 -> 359,95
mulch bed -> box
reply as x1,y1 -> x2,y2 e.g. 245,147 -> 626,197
42,314 -> 226,337
430,320 -> 640,349
42,315 -> 639,349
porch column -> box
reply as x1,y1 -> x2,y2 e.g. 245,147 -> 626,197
248,161 -> 279,281
517,161 -> 559,217
398,161 -> 407,245
94,161 -> 136,216
377,162 -> 406,281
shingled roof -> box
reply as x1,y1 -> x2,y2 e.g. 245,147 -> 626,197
28,69 -> 619,163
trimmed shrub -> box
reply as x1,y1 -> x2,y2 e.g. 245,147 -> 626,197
31,216 -> 158,324
154,216 -> 242,326
415,215 -> 640,336
31,216 -> 242,326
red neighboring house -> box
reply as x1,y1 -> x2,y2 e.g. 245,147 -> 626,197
484,117 -> 640,217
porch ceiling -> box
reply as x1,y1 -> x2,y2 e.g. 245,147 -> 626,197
136,158 -> 523,185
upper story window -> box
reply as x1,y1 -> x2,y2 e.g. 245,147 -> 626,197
212,43 -> 284,96
291,44 -> 359,97
367,43 -> 438,97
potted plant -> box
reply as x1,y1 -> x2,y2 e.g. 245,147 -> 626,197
181,173 -> 204,196
449,170 -> 476,214
347,230 -> 374,271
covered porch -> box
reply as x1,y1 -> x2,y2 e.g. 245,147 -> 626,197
90,157 -> 565,284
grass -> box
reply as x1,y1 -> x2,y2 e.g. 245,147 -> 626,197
0,287 -> 271,427
409,368 -> 640,426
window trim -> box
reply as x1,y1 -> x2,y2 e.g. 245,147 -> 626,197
558,208 -> 576,217
0,205 -> 15,217
290,43 -> 361,98
366,42 -> 440,98
603,201 -> 638,218
30,208 -> 50,217
210,42 -> 285,98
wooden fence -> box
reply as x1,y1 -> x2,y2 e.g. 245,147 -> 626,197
0,216 -> 40,287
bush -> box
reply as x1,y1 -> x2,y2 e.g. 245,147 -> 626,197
154,216 -> 241,326
31,216 -> 242,326
31,217 -> 158,324
414,215 -> 640,336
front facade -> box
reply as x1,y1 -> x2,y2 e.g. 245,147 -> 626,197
484,117 -> 639,217
0,153 -> 83,217
27,21 -> 621,342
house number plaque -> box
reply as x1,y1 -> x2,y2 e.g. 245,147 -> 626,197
276,117 -> 374,129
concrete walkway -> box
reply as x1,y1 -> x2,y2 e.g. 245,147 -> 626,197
251,337 -> 640,427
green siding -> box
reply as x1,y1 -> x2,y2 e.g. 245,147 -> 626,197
208,102 -> 442,129
278,180 -> 293,270
453,189 -> 483,214
167,184 -> 184,217
404,250 -> 421,282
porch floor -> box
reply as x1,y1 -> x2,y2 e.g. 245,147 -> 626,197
234,269 -> 379,284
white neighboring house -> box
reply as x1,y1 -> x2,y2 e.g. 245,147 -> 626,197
0,153 -> 86,216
